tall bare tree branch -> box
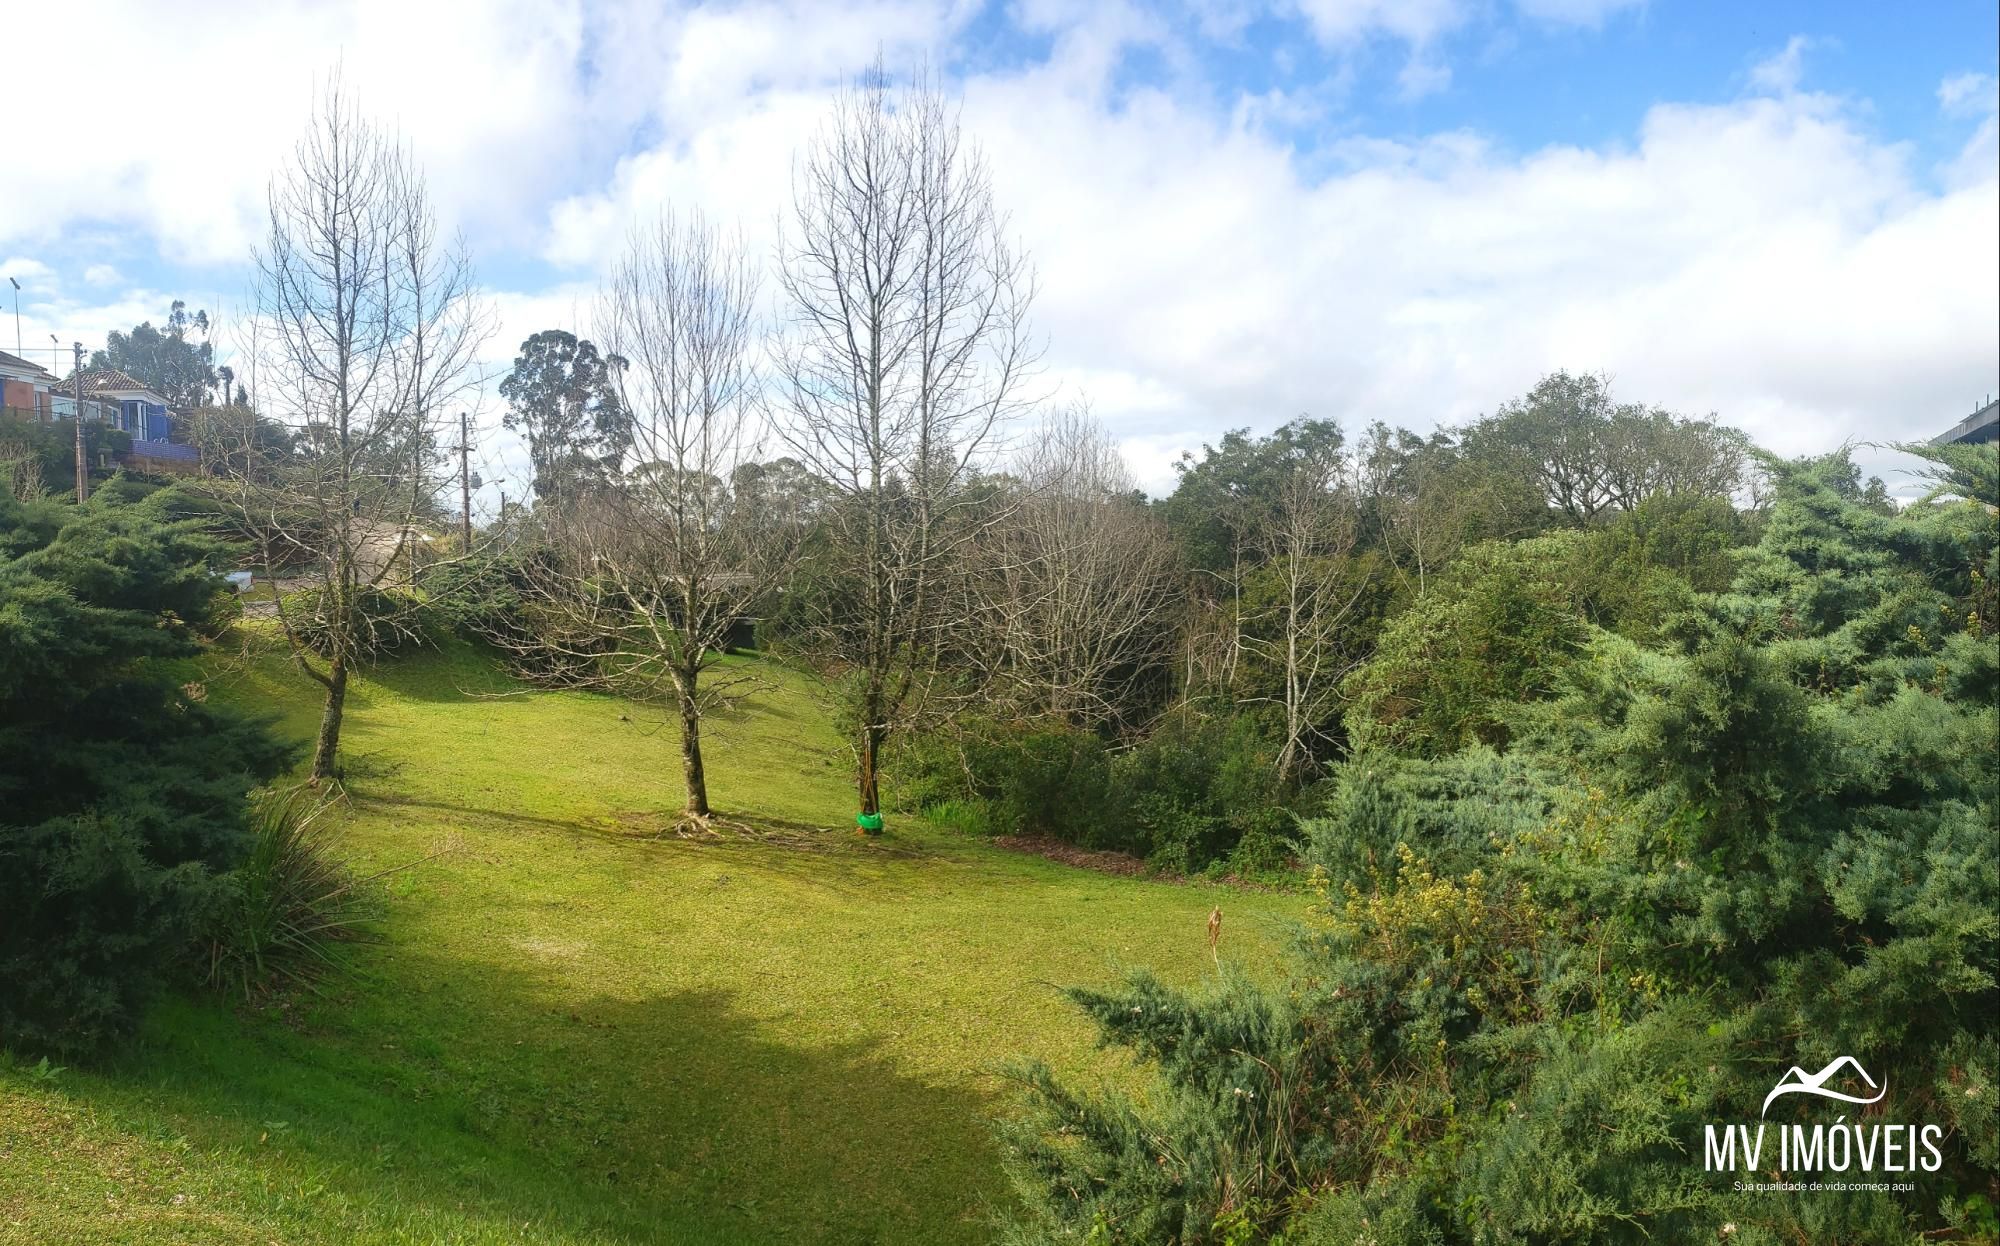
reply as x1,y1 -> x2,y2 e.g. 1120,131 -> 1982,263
773,62 -> 1040,825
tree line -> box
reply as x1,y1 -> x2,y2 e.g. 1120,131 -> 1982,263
175,69 -> 1782,848
39,70 -> 1875,867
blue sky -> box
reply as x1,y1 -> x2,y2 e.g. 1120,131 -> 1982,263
3,0 -> 1994,501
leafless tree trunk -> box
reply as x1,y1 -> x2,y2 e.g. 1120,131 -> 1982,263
0,439 -> 46,502
213,78 -> 487,784
498,212 -> 793,828
774,63 -> 1038,828
1242,443 -> 1374,783
981,405 -> 1178,728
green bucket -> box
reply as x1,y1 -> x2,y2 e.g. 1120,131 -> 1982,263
855,811 -> 885,834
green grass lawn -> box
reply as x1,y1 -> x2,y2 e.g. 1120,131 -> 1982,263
0,641 -> 1306,1245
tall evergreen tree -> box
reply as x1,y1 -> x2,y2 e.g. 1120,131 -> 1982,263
90,300 -> 218,410
498,329 -> 631,506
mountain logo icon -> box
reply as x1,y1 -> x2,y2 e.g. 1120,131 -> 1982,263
1761,1056 -> 1887,1117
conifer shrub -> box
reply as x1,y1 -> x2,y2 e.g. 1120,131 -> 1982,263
0,493 -> 290,1053
1003,449 -> 2000,1243
1342,532 -> 1595,756
418,549 -> 535,649
1303,747 -> 1561,890
283,583 -> 442,660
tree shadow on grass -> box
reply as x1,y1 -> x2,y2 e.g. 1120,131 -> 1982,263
350,790 -> 946,896
67,947 -> 1014,1245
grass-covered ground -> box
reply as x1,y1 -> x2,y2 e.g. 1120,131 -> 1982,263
0,641 -> 1303,1245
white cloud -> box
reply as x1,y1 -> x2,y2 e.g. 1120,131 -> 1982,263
1749,35 -> 1811,96
0,0 -> 684,266
0,258 -> 54,285
962,71 -> 1991,490
3,2 -> 1991,504
1938,71 -> 1996,117
1397,55 -> 1452,100
1289,0 -> 1468,46
82,265 -> 121,287
1937,72 -> 1999,192
1511,0 -> 1644,27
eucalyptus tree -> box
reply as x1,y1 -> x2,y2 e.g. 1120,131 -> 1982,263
498,329 -> 630,507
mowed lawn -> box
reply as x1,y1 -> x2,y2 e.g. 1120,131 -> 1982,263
0,641 -> 1305,1245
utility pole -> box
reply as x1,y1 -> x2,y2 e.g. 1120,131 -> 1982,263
459,411 -> 472,552
72,343 -> 86,503
8,276 -> 19,357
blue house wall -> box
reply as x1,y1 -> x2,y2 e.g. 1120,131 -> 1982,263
116,399 -> 171,439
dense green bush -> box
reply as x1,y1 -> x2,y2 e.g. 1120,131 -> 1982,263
0,492 -> 290,1052
417,548 -> 535,649
1003,449 -> 2000,1243
888,718 -> 1120,843
1112,713 -> 1297,873
1303,747 -> 1562,889
895,711 -> 1300,873
1342,532 -> 1595,756
0,415 -> 130,495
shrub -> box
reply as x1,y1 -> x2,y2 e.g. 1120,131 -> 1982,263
1000,965 -> 1323,1246
1004,451 -> 2000,1243
417,549 -> 534,649
200,792 -> 367,1000
1112,712 -> 1294,872
971,725 -> 1119,842
1302,748 -> 1562,890
0,492 -> 290,1052
1342,533 -> 1594,756
889,718 -> 1120,842
892,711 -> 1299,873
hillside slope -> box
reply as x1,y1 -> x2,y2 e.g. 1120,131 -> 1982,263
0,643 -> 1301,1245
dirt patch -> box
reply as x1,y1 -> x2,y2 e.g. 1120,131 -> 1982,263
993,835 -> 1153,877
603,810 -> 927,856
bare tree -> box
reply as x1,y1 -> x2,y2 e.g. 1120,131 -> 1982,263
214,79 -> 487,783
981,406 -> 1179,728
774,64 -> 1038,828
1242,442 -> 1375,783
0,437 -> 46,502
499,212 -> 793,828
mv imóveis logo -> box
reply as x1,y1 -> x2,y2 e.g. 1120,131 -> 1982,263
1702,1054 -> 1942,1180
1761,1055 -> 1886,1117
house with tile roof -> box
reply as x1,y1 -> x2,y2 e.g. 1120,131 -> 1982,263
0,349 -> 60,420
44,366 -> 200,471
54,367 -> 175,439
